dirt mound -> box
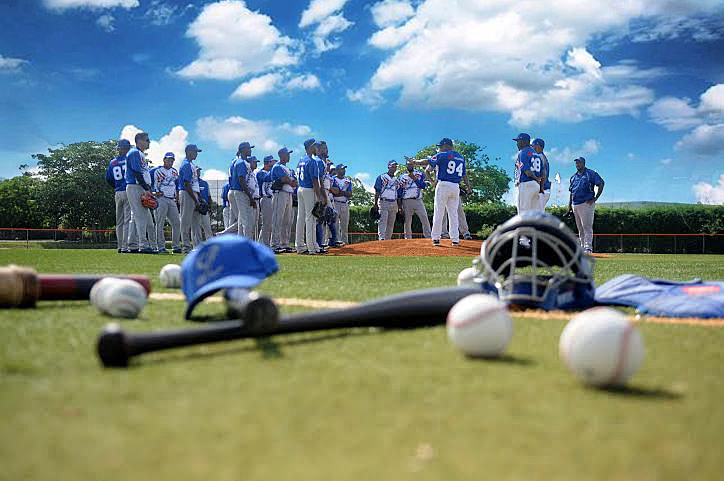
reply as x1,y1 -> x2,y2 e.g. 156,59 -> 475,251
331,238 -> 482,256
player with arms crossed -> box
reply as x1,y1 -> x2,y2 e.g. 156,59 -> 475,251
296,139 -> 325,255
513,133 -> 544,213
532,138 -> 550,210
406,138 -> 471,246
374,160 -> 403,241
124,132 -> 156,253
331,163 -> 352,245
151,152 -> 181,253
270,147 -> 297,253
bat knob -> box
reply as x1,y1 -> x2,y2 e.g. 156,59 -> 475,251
244,294 -> 279,335
97,323 -> 130,367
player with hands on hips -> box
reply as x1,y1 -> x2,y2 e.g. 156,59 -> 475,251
124,132 -> 157,253
270,147 -> 297,254
151,152 -> 182,253
532,138 -> 550,210
405,138 -> 471,246
398,162 -> 432,239
568,156 -> 604,254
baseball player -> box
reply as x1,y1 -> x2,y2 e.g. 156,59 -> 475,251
124,132 -> 156,253
270,147 -> 297,254
567,157 -> 604,254
331,163 -> 352,245
220,142 -> 257,238
105,139 -> 135,253
316,162 -> 339,248
441,195 -> 472,240
296,138 -> 325,255
257,155 -> 276,246
197,167 -> 213,241
374,160 -> 403,240
221,182 -> 231,229
178,144 -> 203,253
151,152 -> 181,253
398,163 -> 431,239
532,138 -> 551,210
406,138 -> 471,246
513,133 -> 543,213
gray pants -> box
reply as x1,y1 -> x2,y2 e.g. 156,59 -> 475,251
272,190 -> 293,249
179,190 -> 201,251
200,213 -> 213,241
296,187 -> 319,253
126,184 -> 155,250
223,206 -> 231,229
155,196 -> 181,250
402,198 -> 431,239
377,199 -> 398,240
442,199 -> 469,237
334,200 -> 349,244
250,203 -> 260,241
573,201 -> 595,252
114,191 -> 133,250
258,197 -> 273,246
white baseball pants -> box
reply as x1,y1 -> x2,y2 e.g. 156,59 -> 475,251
431,181 -> 460,243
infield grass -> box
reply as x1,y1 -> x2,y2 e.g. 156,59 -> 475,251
1,249 -> 723,481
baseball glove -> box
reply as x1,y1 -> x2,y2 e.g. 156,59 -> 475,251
271,179 -> 283,191
196,201 -> 209,215
369,205 -> 380,221
396,210 -> 405,224
140,192 -> 158,209
312,201 -> 325,219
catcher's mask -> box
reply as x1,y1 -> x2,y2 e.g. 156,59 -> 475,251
474,211 -> 594,310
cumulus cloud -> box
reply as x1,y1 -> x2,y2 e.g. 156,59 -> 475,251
351,0 -> 716,125
299,0 -> 353,53
693,174 -> 724,205
120,124 -> 189,168
196,116 -> 313,155
178,1 -> 299,80
0,55 -> 29,73
202,169 -> 229,181
546,139 -> 601,165
44,0 -> 138,9
230,72 -> 321,99
96,14 -> 115,31
144,1 -> 194,26
353,172 -> 375,192
370,0 -> 414,28
675,123 -> 724,156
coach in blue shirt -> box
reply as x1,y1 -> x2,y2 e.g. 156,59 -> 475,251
567,157 -> 604,254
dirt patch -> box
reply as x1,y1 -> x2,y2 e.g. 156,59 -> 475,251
331,238 -> 482,256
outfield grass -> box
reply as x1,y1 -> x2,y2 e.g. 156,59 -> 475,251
1,250 -> 723,481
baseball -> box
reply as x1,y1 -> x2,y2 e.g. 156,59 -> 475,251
159,264 -> 182,289
224,287 -> 251,318
95,278 -> 148,319
447,294 -> 513,357
456,267 -> 477,287
559,307 -> 645,387
90,277 -> 120,307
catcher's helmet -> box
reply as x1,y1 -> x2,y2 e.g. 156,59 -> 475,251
474,211 -> 595,310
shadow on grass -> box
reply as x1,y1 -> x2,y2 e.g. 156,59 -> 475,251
464,353 -> 536,366
595,385 -> 683,400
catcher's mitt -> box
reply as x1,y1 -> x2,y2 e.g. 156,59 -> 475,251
369,205 -> 380,221
312,201 -> 325,219
196,201 -> 209,215
140,192 -> 158,209
271,179 -> 283,191
395,210 -> 405,224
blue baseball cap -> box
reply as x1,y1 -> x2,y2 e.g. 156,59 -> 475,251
303,138 -> 316,148
238,141 -> 254,150
532,138 -> 545,148
248,155 -> 258,163
181,236 -> 279,319
388,160 -> 398,167
278,147 -> 293,156
163,152 -> 175,159
336,163 -> 347,170
436,137 -> 453,147
575,156 -> 586,163
263,155 -> 275,163
185,144 -> 203,152
117,139 -> 131,148
513,133 -> 530,142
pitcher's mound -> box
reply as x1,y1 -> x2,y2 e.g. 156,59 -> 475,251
331,238 -> 483,256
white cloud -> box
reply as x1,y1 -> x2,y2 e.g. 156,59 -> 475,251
629,14 -> 724,43
96,14 -> 115,32
196,116 -> 313,155
346,86 -> 385,108
351,0 -> 716,125
178,1 -> 299,80
202,169 -> 229,181
693,174 -> 724,205
230,72 -> 321,100
299,0 -> 353,53
144,1 -> 193,26
353,172 -> 375,192
287,73 -> 321,90
675,123 -> 724,156
44,0 -> 138,9
547,139 -> 601,164
0,55 -> 28,73
370,0 -> 414,28
120,124 -> 189,168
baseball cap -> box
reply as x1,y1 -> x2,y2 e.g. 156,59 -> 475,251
278,147 -> 293,155
248,155 -> 258,163
181,236 -> 279,319
238,141 -> 254,150
263,155 -> 275,163
163,152 -> 175,159
303,138 -> 316,148
436,138 -> 453,146
513,133 -> 531,142
532,138 -> 545,148
117,139 -> 131,148
336,163 -> 347,169
185,144 -> 203,152
388,160 -> 398,167
575,156 -> 586,163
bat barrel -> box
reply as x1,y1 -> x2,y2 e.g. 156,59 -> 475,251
39,275 -> 151,300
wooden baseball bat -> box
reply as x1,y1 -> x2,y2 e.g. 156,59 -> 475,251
0,265 -> 152,308
97,286 -> 481,367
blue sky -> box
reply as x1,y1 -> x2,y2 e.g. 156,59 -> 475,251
1,0 -> 723,205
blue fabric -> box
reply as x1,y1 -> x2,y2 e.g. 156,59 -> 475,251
222,183 -> 230,207
595,274 -> 724,318
105,155 -> 127,191
178,161 -> 194,190
256,170 -> 272,197
429,151 -> 465,183
540,152 -> 551,190
198,179 -> 210,204
124,149 -> 144,185
231,158 -> 248,191
569,168 -> 603,205
517,147 -> 539,183
297,155 -> 319,188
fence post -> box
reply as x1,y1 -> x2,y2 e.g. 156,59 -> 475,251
26,229 -> 29,249
702,235 -> 705,254
674,235 -> 677,254
619,234 -> 623,253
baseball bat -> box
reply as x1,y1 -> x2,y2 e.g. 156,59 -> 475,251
0,265 -> 151,307
97,286 -> 481,367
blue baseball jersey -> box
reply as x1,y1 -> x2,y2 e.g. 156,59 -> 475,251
316,157 -> 327,179
178,159 -> 200,193
124,147 -> 151,186
222,183 -> 230,207
105,155 -> 128,192
257,170 -> 272,197
429,151 -> 465,183
517,147 -> 540,183
569,168 -> 603,205
271,163 -> 296,193
198,178 -> 211,204
539,152 -> 551,190
230,158 -> 248,191
297,155 -> 319,189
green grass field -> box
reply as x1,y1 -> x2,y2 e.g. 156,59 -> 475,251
1,249 -> 723,481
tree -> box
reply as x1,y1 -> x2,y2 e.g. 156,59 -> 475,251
404,140 -> 511,205
0,175 -> 45,227
32,141 -> 118,228
349,177 -> 373,206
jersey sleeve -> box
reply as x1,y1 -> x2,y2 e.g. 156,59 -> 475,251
105,162 -> 115,187
592,170 -> 603,186
374,175 -> 383,193
178,163 -> 191,187
126,151 -> 141,173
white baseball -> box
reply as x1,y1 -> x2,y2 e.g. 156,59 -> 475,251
90,277 -> 121,307
456,267 -> 477,287
224,287 -> 251,318
95,278 -> 148,319
447,294 -> 513,357
159,264 -> 182,289
559,307 -> 645,387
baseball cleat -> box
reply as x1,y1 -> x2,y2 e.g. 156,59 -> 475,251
433,240 -> 441,246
